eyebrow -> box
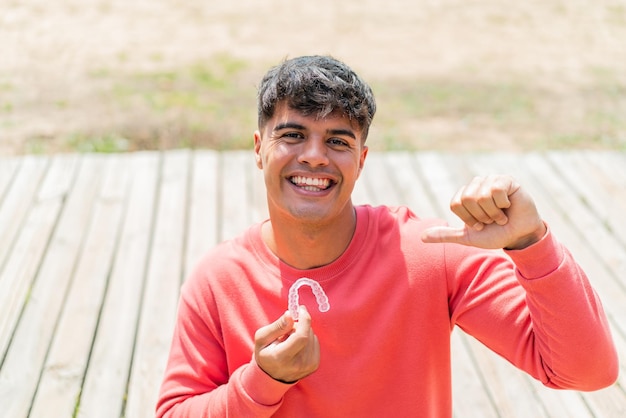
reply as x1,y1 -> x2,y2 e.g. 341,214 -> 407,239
328,128 -> 357,140
274,122 -> 306,132
274,122 -> 357,140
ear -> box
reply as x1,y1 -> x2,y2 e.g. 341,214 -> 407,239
253,130 -> 263,169
357,145 -> 368,175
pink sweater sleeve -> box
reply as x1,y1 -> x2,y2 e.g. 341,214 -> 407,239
155,279 -> 294,417
449,226 -> 618,391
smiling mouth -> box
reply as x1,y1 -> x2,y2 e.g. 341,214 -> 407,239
289,176 -> 333,192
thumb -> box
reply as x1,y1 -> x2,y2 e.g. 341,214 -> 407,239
421,226 -> 470,245
255,311 -> 295,349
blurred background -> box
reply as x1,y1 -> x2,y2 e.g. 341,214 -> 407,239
1,0 -> 625,155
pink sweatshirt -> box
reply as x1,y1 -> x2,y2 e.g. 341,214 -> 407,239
156,205 -> 618,417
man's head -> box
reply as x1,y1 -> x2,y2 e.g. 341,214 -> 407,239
257,55 -> 377,141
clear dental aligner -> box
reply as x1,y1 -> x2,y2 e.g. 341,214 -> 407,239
288,277 -> 330,320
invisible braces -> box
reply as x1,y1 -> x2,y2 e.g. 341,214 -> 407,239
288,277 -> 330,320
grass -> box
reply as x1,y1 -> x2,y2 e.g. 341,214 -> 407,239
65,133 -> 130,153
370,72 -> 626,151
11,54 -> 626,154
99,53 -> 258,151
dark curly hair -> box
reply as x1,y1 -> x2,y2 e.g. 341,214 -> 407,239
257,55 -> 377,140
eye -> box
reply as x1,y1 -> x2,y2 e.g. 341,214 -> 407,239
283,132 -> 304,140
328,138 -> 349,147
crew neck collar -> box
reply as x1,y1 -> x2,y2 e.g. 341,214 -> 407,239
248,205 -> 371,283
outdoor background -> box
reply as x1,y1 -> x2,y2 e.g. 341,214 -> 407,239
2,0 -> 626,155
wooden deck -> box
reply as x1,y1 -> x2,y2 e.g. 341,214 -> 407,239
0,150 -> 624,418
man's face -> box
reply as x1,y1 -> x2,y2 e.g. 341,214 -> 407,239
254,101 -> 368,226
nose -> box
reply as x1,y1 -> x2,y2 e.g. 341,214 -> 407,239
297,138 -> 329,167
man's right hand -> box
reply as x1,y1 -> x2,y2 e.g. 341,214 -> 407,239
254,305 -> 320,383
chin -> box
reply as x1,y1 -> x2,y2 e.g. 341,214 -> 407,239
289,207 -> 331,222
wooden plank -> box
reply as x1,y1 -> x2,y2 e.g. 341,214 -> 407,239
412,152 -> 465,223
0,154 -> 81,417
250,153 -> 269,225
555,152 -> 626,281
581,384 -> 626,418
0,156 -> 20,206
0,155 -> 49,279
450,331 -> 498,418
76,152 -> 160,418
359,151 -> 439,215
220,150 -> 254,242
463,336 -> 549,418
0,155 -> 69,357
549,151 -> 626,244
524,377 -> 594,418
124,150 -> 191,418
351,171 -> 371,205
25,154 -> 129,417
574,151 -> 626,274
359,152 -> 402,206
352,150 -> 373,205
184,150 -> 219,280
384,151 -> 439,218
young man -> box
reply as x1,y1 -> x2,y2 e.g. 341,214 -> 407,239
156,56 -> 618,417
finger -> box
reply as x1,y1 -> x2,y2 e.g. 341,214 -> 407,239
473,191 -> 507,226
455,198 -> 493,229
292,306 -> 320,374
421,226 -> 470,245
492,184 -> 512,209
289,306 -> 314,348
450,186 -> 487,231
482,175 -> 518,225
254,311 -> 295,349
294,305 -> 311,331
271,306 -> 318,368
453,176 -> 514,228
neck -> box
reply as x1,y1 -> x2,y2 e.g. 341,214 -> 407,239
262,206 -> 357,270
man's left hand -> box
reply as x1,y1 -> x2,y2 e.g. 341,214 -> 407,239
421,175 -> 547,250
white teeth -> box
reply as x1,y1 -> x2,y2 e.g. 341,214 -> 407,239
291,176 -> 331,190
302,186 -> 321,192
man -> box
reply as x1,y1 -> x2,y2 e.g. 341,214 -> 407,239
156,55 -> 617,417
